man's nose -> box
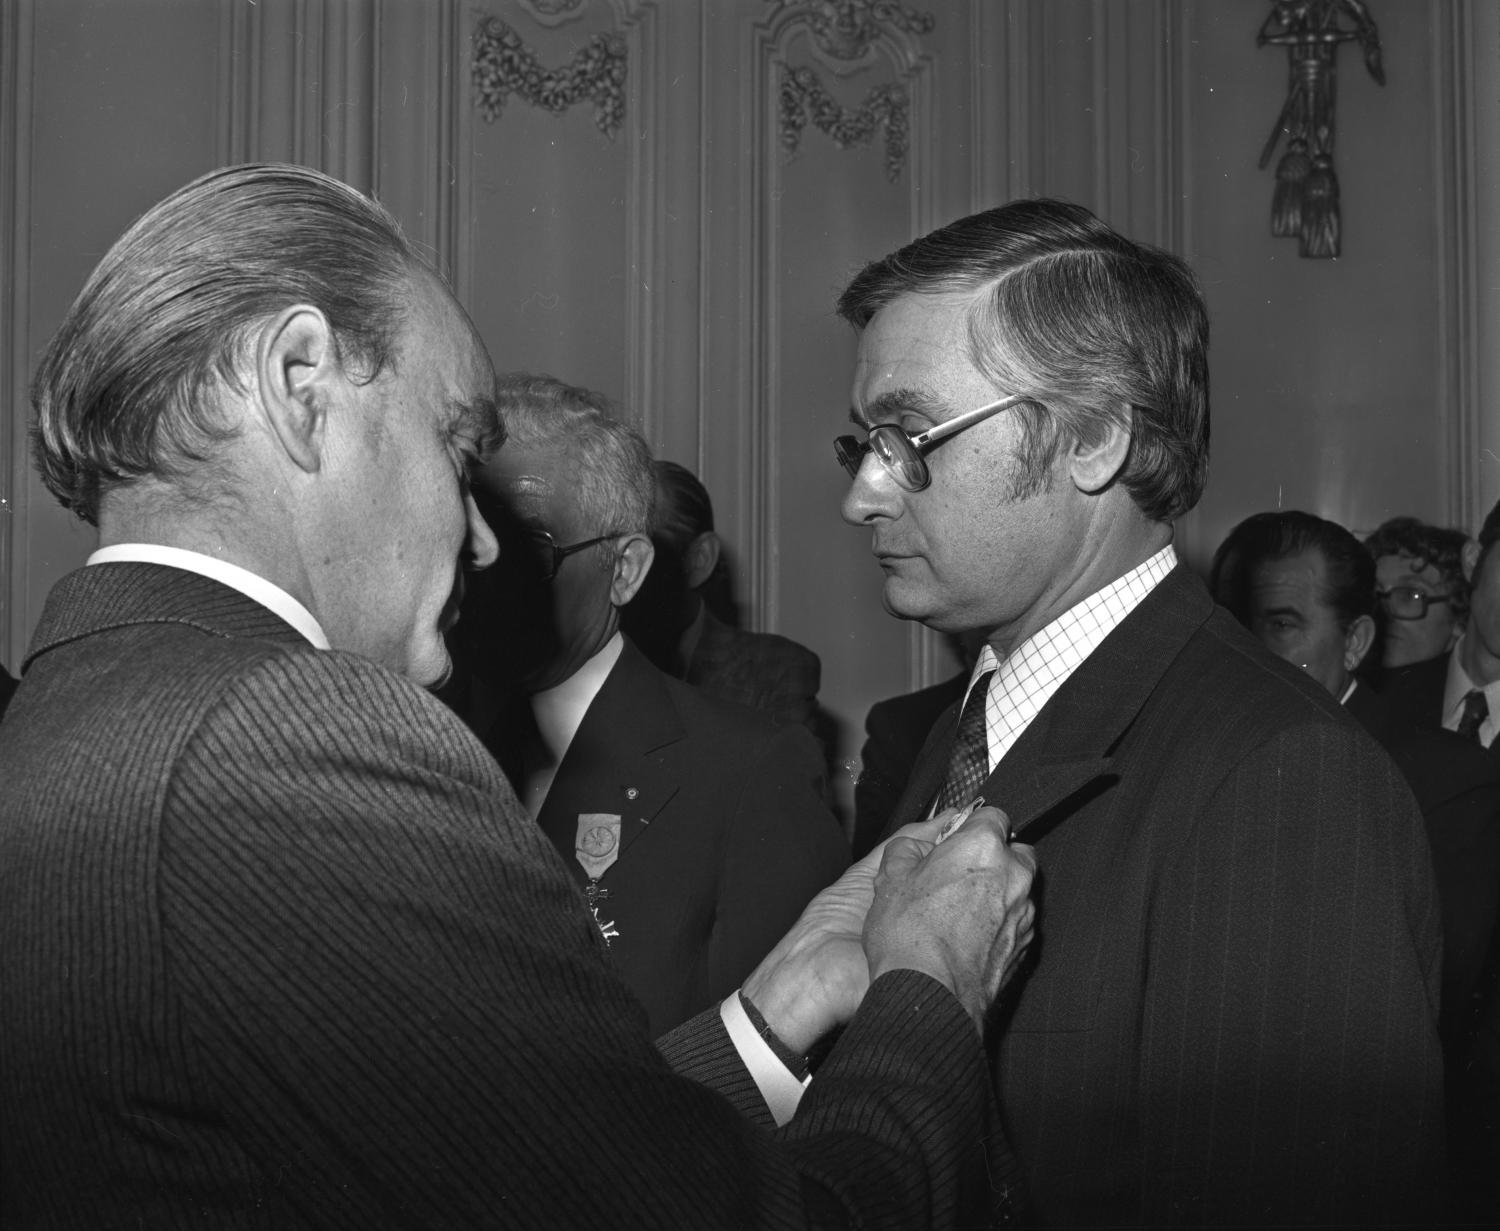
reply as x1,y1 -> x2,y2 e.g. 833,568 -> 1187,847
465,493 -> 500,569
840,454 -> 900,526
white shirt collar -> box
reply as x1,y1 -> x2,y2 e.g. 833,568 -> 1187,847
1442,635 -> 1500,744
87,544 -> 330,650
962,544 -> 1178,774
530,631 -> 625,765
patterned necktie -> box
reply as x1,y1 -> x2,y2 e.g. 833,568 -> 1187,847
1457,688 -> 1489,744
936,669 -> 996,812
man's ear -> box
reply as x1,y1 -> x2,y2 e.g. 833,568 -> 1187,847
683,531 -> 721,591
1463,538 -> 1483,582
611,534 -> 656,607
1344,613 -> 1377,672
254,305 -> 340,474
1068,410 -> 1132,496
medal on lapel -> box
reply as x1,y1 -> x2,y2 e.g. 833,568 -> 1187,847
575,813 -> 622,946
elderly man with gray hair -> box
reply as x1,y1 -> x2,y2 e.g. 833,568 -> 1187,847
449,374 -> 849,1037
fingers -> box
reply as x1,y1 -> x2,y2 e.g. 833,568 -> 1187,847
863,811 -> 1038,1031
876,833 -> 933,876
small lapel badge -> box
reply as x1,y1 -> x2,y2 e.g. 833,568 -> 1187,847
575,812 -> 622,880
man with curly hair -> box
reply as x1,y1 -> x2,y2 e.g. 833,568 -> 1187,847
1365,515 -> 1471,670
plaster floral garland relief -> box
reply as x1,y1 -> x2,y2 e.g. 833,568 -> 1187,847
778,66 -> 910,182
472,12 -> 627,140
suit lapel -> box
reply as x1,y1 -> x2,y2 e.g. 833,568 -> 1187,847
889,701 -> 962,830
537,639 -> 684,872
26,562 -> 311,670
888,565 -> 1214,842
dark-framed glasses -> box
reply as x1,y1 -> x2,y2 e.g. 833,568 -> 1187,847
1376,585 -> 1452,620
834,392 -> 1030,492
518,529 -> 621,582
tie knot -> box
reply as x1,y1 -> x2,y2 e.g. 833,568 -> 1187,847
936,669 -> 997,813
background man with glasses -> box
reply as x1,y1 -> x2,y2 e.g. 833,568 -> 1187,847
450,373 -> 849,1036
1364,516 -> 1471,671
830,198 -> 1444,1225
1383,501 -> 1500,767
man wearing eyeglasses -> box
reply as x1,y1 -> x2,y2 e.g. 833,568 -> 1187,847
449,373 -> 849,1038
1383,501 -> 1500,766
1364,517 -> 1470,671
829,198 -> 1444,1225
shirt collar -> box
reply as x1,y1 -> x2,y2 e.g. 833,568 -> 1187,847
1442,635 -> 1500,722
530,631 -> 625,764
964,544 -> 1178,769
88,544 -> 330,650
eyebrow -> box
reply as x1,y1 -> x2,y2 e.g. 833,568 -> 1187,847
848,387 -> 947,430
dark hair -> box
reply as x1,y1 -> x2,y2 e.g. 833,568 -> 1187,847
837,198 -> 1209,523
1363,516 -> 1471,619
1479,499 -> 1500,554
31,163 -> 423,526
652,460 -> 714,553
492,373 -> 655,538
1210,510 -> 1375,630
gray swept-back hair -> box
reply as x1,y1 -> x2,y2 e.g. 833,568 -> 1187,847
491,374 -> 655,539
838,198 -> 1209,523
31,162 -> 422,525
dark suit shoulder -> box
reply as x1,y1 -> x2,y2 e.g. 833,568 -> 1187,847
1349,684 -> 1500,811
1378,653 -> 1451,730
866,673 -> 968,740
686,614 -> 821,725
1157,606 -> 1366,750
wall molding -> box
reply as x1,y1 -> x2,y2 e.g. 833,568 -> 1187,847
750,4 -> 935,636
217,0 -> 381,184
363,1 -> 472,302
1,0 -> 35,669
617,0 -> 664,442
1434,0 -> 1481,530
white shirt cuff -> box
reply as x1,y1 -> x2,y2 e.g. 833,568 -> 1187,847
719,993 -> 811,1128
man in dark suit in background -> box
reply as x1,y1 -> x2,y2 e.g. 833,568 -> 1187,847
1209,513 -> 1500,1058
454,375 -> 848,1036
625,459 -> 823,731
1384,498 -> 1500,764
0,163 -> 1038,1228
833,198 -> 1444,1225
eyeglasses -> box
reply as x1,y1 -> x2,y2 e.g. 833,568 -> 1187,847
516,529 -> 621,582
833,393 -> 1030,492
1377,585 -> 1453,620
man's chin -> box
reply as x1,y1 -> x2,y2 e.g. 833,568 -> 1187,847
880,577 -> 933,625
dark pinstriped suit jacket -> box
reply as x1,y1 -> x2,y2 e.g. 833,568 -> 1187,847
886,565 -> 1447,1227
0,562 -> 1003,1230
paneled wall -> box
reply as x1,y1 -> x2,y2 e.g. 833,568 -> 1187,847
3,0 -> 1496,819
